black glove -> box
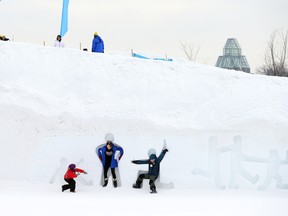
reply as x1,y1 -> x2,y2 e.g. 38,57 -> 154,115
84,171 -> 88,174
163,149 -> 168,153
99,155 -> 102,161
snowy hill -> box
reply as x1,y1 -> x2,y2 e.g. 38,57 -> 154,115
0,41 -> 288,216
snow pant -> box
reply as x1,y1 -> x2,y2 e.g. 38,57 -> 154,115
62,178 -> 76,192
136,174 -> 157,190
103,165 -> 116,179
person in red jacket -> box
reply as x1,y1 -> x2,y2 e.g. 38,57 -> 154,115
62,164 -> 87,192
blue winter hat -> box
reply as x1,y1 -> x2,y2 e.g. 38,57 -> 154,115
149,154 -> 157,160
69,164 -> 76,171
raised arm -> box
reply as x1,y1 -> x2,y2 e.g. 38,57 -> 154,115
156,149 -> 168,164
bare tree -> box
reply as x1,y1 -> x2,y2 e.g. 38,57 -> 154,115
257,30 -> 288,77
180,41 -> 200,61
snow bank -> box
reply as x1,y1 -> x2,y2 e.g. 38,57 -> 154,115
0,41 -> 288,192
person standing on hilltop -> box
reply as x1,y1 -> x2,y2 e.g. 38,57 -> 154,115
92,32 -> 104,53
54,35 -> 65,47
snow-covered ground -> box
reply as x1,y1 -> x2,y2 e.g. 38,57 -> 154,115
0,41 -> 288,215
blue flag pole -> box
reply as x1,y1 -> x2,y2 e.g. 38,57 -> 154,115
60,0 -> 69,37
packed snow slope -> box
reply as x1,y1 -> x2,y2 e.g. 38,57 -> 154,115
1,42 -> 288,130
0,41 -> 288,193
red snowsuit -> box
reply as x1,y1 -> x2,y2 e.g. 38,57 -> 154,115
62,168 -> 85,192
64,168 -> 84,179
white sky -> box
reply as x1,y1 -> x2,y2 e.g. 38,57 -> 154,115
1,0 -> 287,72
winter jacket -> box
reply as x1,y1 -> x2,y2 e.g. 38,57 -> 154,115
54,40 -> 65,47
92,35 -> 104,53
132,150 -> 167,177
64,168 -> 84,179
98,143 -> 124,168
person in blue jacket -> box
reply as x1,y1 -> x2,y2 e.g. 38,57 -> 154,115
97,140 -> 123,187
92,32 -> 104,53
132,148 -> 168,193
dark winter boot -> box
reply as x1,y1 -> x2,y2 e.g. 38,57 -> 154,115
150,187 -> 157,194
133,181 -> 142,189
113,178 -> 117,188
103,178 -> 108,187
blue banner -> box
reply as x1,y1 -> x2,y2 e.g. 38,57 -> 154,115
132,53 -> 150,59
60,0 -> 69,37
132,53 -> 173,62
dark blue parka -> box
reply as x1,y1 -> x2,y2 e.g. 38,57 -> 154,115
133,150 -> 167,177
98,143 -> 124,168
92,35 -> 104,53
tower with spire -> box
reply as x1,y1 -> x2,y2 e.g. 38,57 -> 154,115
216,38 -> 250,73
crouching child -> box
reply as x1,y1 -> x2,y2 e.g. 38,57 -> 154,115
62,164 -> 88,193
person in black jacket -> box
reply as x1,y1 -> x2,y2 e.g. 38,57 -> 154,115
132,148 -> 168,193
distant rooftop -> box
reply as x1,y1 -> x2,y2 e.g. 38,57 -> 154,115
216,38 -> 250,73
